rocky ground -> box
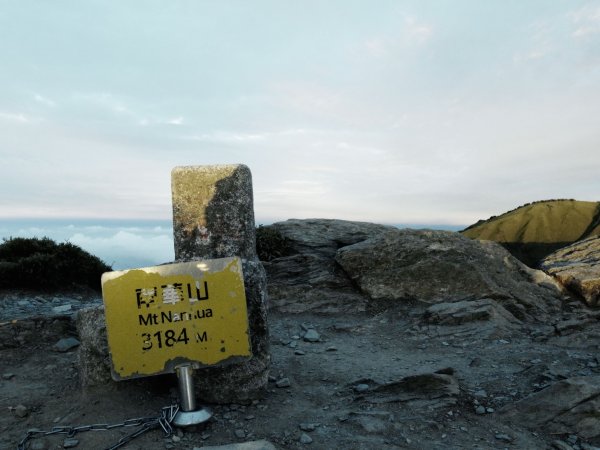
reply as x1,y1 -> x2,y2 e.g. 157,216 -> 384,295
1,291 -> 600,450
2,219 -> 600,450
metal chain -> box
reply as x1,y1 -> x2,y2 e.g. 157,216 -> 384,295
17,404 -> 179,450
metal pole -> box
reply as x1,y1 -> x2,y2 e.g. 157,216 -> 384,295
173,364 -> 212,427
176,365 -> 196,412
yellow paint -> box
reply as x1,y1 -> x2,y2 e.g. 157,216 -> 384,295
101,257 -> 251,380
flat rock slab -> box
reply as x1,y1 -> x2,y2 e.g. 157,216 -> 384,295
269,218 -> 393,257
353,370 -> 459,410
500,375 -> 600,438
541,236 -> 600,306
53,337 -> 80,352
424,299 -> 521,328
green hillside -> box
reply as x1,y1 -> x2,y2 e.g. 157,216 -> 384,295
461,199 -> 600,267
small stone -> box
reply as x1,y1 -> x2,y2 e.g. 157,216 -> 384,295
473,389 -> 487,398
172,435 -> 181,443
303,329 -> 320,342
353,383 -> 369,393
299,433 -> 313,444
486,407 -> 495,413
2,373 -> 15,380
29,439 -> 49,450
291,335 -> 301,340
288,341 -> 298,349
294,350 -> 306,355
469,358 -> 482,367
475,405 -> 486,415
530,358 -> 542,364
276,378 -> 291,388
14,404 -> 28,418
52,304 -> 72,314
63,438 -> 79,448
326,346 -> 338,351
234,429 -> 246,439
299,423 -> 316,431
53,337 -> 80,352
495,433 -> 513,442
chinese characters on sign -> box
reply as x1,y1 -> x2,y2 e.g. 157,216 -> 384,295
101,257 -> 251,380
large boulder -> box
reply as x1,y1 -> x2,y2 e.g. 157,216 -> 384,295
263,219 -> 392,314
263,221 -> 563,320
500,376 -> 600,439
335,229 -> 563,320
540,236 -> 600,307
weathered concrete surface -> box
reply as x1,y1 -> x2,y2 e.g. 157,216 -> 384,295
541,236 -> 600,307
172,165 -> 256,260
77,306 -> 112,386
172,165 -> 269,402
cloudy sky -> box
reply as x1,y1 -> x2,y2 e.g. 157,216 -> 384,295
1,1 -> 599,227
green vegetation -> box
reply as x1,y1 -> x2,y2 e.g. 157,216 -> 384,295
0,237 -> 111,291
256,225 -> 293,261
461,199 -> 600,267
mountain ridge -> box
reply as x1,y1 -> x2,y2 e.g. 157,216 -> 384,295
461,199 -> 600,267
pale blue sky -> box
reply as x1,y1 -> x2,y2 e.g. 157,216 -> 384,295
1,1 -> 599,226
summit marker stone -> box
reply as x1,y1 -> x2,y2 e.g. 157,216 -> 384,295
77,164 -> 269,403
171,164 -> 270,403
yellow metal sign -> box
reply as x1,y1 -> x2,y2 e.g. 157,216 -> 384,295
101,257 -> 251,380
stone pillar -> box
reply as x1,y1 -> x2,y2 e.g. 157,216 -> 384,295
171,164 -> 270,403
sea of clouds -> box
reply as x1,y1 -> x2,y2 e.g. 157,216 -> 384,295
0,219 -> 174,270
0,219 -> 466,272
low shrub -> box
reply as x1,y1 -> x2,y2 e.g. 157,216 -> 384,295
256,225 -> 293,261
0,237 -> 111,291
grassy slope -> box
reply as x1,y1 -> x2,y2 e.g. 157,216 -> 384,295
462,200 -> 600,243
461,200 -> 600,267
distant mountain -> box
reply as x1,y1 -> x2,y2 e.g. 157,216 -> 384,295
461,199 -> 600,267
